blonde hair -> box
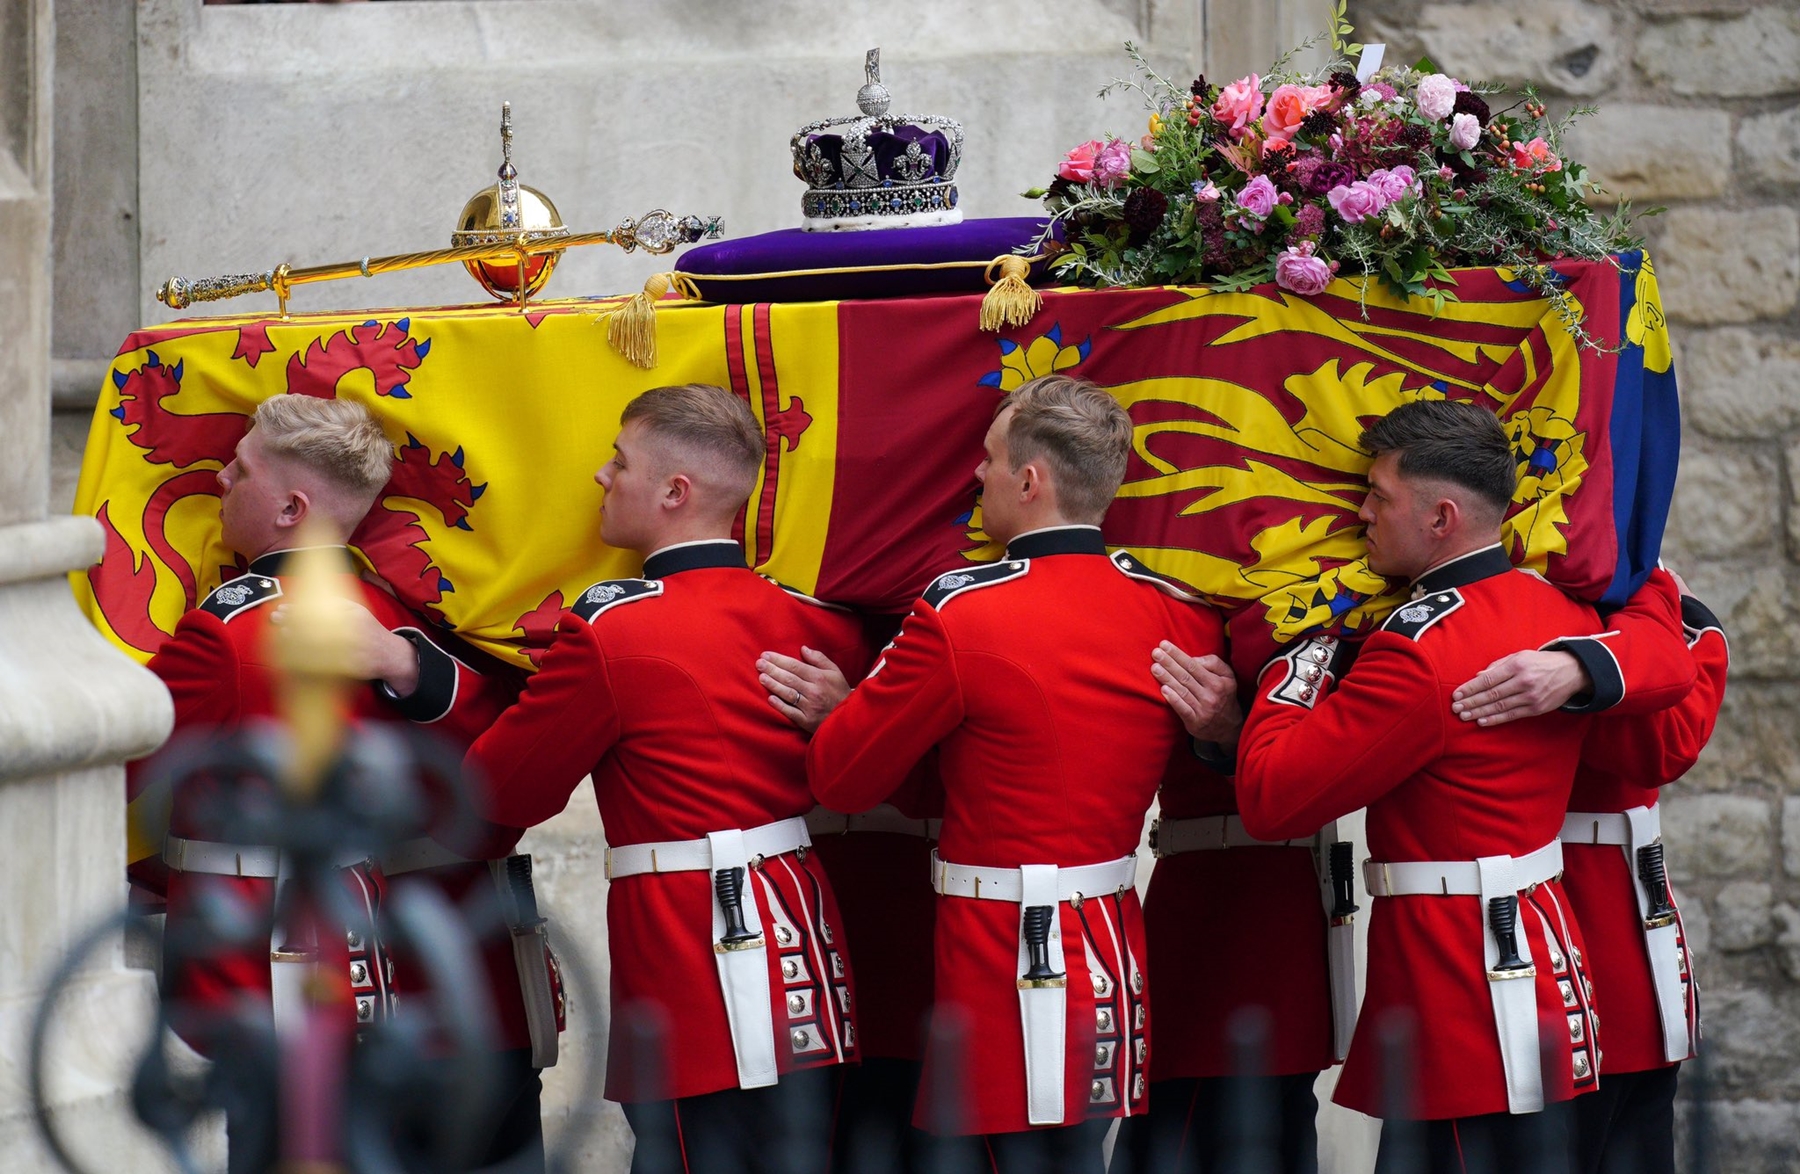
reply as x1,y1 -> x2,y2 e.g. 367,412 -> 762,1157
620,384 -> 765,501
1001,375 -> 1133,523
253,396 -> 393,498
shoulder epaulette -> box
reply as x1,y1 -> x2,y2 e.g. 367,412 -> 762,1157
570,578 -> 663,624
761,576 -> 851,613
921,560 -> 1028,610
1110,550 -> 1202,602
1380,588 -> 1464,640
199,572 -> 282,622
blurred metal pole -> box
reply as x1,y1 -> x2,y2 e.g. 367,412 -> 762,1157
1373,1009 -> 1422,1174
1221,1007 -> 1278,1174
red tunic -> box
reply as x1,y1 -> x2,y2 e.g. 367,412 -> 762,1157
464,540 -> 873,1103
1563,576 -> 1727,1074
806,760 -> 945,1063
139,547 -> 509,1054
1143,758 -> 1335,1080
807,526 -> 1228,1136
1236,545 -> 1688,1121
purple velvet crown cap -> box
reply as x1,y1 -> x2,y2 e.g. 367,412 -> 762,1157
804,124 -> 955,188
676,216 -> 1056,303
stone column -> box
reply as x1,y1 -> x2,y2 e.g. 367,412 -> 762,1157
0,1 -> 176,1170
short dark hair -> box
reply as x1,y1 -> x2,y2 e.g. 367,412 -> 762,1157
1360,400 -> 1516,514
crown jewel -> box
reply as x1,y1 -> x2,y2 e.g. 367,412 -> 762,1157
790,49 -> 964,232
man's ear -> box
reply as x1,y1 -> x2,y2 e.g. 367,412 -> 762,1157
1429,494 -> 1462,538
662,472 -> 693,511
273,488 -> 312,531
1017,460 -> 1044,505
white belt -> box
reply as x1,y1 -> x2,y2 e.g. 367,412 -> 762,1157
930,849 -> 1137,903
1362,839 -> 1563,898
380,837 -> 481,875
164,835 -> 370,878
1564,805 -> 1693,1063
805,804 -> 942,840
604,816 -> 811,880
1151,814 -> 1310,856
1560,811 -> 1630,846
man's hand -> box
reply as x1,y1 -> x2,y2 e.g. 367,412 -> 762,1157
272,598 -> 421,697
1152,642 -> 1243,745
756,646 -> 850,735
1451,650 -> 1586,726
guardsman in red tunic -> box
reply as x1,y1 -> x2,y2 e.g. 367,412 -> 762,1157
1235,401 -> 1688,1174
462,384 -> 870,1174
132,396 -> 520,1171
1449,568 -> 1726,1174
783,376 -> 1227,1174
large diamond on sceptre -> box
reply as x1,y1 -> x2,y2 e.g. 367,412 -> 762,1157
452,103 -> 572,300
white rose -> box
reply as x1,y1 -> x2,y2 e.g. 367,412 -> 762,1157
1449,112 -> 1481,150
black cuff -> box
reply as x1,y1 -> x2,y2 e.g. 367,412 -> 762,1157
1191,738 -> 1237,775
1680,595 -> 1724,645
378,628 -> 458,723
1548,636 -> 1624,714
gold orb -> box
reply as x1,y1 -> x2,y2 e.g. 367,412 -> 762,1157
452,182 -> 570,300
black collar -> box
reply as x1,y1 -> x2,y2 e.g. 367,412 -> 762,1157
1411,544 -> 1513,597
1004,526 -> 1108,561
642,540 -> 747,580
248,546 -> 351,576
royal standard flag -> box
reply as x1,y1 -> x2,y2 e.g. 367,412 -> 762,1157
74,253 -> 1677,679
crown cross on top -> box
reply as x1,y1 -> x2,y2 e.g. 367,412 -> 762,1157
790,48 -> 964,232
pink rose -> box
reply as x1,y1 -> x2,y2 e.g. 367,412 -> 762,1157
1275,242 -> 1334,296
1448,112 -> 1481,151
1263,83 -> 1334,143
1213,73 -> 1265,138
1058,139 -> 1104,183
1194,180 -> 1222,203
1509,137 -> 1562,173
1093,138 -> 1134,187
1326,180 -> 1385,224
1368,166 -> 1418,203
1236,174 -> 1280,218
1415,73 -> 1458,121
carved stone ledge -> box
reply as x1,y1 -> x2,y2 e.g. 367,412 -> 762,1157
0,516 -> 172,785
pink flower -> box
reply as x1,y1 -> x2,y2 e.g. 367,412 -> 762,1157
1326,180 -> 1385,224
1057,139 -> 1104,183
1275,241 -> 1334,296
1448,113 -> 1481,151
1092,138 -> 1134,187
1438,165 -> 1456,180
1213,73 -> 1266,138
1368,165 -> 1418,203
1237,174 -> 1280,218
1263,83 -> 1334,143
1415,73 -> 1458,121
1193,180 -> 1222,203
1360,82 -> 1396,104
1509,137 -> 1562,173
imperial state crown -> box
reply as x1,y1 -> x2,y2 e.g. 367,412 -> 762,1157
790,49 -> 963,232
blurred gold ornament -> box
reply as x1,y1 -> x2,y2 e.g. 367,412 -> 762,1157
452,102 -> 571,300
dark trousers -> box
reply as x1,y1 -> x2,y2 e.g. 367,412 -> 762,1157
1377,1101 -> 1574,1174
623,1067 -> 837,1174
834,1058 -> 928,1174
975,1117 -> 1113,1174
1113,1074 -> 1320,1174
1572,1066 -> 1678,1174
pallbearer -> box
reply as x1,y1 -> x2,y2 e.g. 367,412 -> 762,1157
1234,401 -> 1689,1174
790,376 -> 1227,1174
1450,567 -> 1725,1174
463,384 -> 871,1174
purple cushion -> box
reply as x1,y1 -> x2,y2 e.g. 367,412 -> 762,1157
674,217 -> 1053,303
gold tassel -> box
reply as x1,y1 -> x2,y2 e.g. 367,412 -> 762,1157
606,272 -> 676,369
980,254 -> 1042,332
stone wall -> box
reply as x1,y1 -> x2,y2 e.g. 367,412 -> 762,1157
1345,1 -> 1800,1168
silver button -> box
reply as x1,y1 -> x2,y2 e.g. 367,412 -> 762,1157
1092,975 -> 1110,997
791,1029 -> 811,1051
1090,1079 -> 1107,1102
783,959 -> 800,980
1568,1014 -> 1585,1043
1096,1008 -> 1113,1032
346,931 -> 361,950
788,994 -> 806,1015
356,996 -> 374,1023
775,926 -> 794,946
822,923 -> 834,944
349,962 -> 367,985
1132,972 -> 1144,994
